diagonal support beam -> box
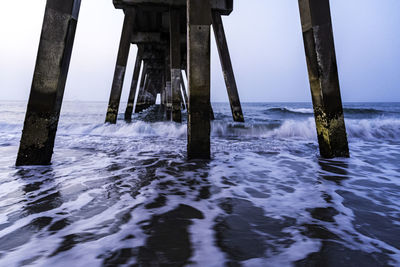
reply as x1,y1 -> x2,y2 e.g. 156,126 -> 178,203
298,0 -> 349,158
211,11 -> 244,122
142,75 -> 155,108
180,71 -> 189,108
135,62 -> 149,113
125,47 -> 143,121
16,0 -> 81,166
105,9 -> 136,124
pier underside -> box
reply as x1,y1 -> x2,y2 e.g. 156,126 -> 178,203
16,0 -> 349,165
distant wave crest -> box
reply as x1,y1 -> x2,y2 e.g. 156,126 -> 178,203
343,108 -> 385,115
264,107 -> 388,116
264,107 -> 314,115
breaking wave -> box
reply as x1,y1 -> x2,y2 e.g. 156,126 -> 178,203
264,107 -> 314,115
1,118 -> 399,143
213,118 -> 400,141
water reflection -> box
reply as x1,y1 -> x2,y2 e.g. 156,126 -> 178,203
96,159 -> 211,266
318,158 -> 349,185
0,167 -> 60,254
298,158 -> 396,266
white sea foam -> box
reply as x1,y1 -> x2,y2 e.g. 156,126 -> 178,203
2,117 -> 399,143
0,102 -> 399,266
286,108 -> 314,114
53,117 -> 400,142
57,121 -> 187,138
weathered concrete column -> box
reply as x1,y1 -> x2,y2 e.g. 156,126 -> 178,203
180,72 -> 188,108
210,104 -> 215,121
211,11 -> 244,123
160,72 -> 166,107
135,62 -> 148,113
161,89 -> 166,107
125,47 -> 143,121
298,0 -> 349,158
179,86 -> 185,110
141,75 -> 151,109
105,9 -> 136,124
136,71 -> 149,113
187,0 -> 212,159
170,8 -> 183,123
16,0 -> 81,166
165,81 -> 172,120
143,74 -> 157,108
147,76 -> 159,106
165,52 -> 172,120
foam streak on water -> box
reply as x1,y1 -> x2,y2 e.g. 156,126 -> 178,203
0,101 -> 400,266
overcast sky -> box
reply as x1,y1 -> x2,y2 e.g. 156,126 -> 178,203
0,0 -> 399,102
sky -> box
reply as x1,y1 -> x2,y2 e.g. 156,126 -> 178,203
0,0 -> 399,102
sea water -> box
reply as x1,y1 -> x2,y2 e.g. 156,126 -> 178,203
0,101 -> 399,266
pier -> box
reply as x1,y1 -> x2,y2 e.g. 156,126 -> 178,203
16,0 -> 349,165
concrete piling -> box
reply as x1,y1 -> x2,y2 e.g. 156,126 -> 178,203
143,72 -> 158,108
298,0 -> 349,158
165,52 -> 172,120
105,9 -> 136,124
125,47 -> 143,121
170,8 -> 183,123
161,75 -> 166,108
161,91 -> 166,107
178,85 -> 185,110
165,81 -> 172,120
161,65 -> 166,107
142,74 -> 152,109
16,0 -> 81,166
187,0 -> 212,159
136,71 -> 150,113
210,104 -> 215,121
211,11 -> 244,123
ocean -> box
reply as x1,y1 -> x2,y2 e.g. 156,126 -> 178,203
0,101 -> 399,266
